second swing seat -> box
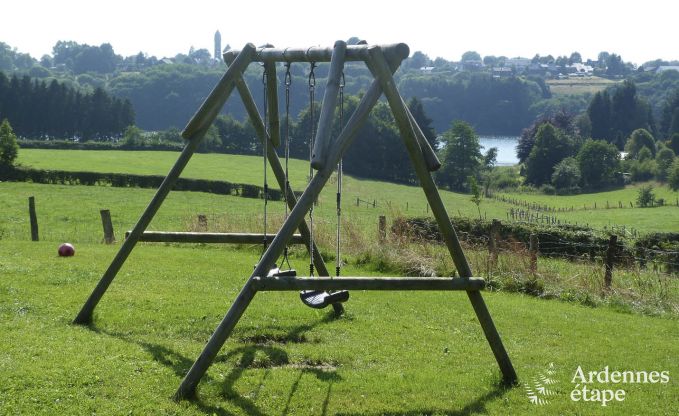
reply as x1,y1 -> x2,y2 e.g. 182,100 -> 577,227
300,290 -> 350,309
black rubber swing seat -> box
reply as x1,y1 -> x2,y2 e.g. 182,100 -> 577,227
300,290 -> 350,309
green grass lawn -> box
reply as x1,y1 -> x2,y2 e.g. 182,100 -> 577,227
1,241 -> 677,415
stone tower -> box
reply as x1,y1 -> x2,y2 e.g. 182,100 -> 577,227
214,30 -> 222,61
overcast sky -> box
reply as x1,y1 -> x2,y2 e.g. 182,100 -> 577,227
2,0 -> 677,65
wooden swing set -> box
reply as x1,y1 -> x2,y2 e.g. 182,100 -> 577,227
72,41 -> 517,400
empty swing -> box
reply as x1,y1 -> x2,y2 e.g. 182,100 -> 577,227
300,61 -> 349,309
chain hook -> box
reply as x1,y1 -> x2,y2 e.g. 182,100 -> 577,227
284,62 -> 292,87
308,62 -> 316,89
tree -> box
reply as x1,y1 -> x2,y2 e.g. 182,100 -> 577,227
461,51 -> 481,62
525,123 -> 576,186
625,128 -> 656,158
437,120 -> 482,191
551,157 -> 581,190
656,147 -> 676,181
588,90 -> 611,140
0,118 -> 19,167
669,132 -> 679,154
577,140 -> 620,188
569,52 -> 582,64
517,111 -> 577,163
469,176 -> 482,219
668,159 -> 679,190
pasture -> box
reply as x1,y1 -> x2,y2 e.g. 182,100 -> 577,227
13,149 -> 679,234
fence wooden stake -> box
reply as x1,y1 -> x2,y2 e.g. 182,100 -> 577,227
197,214 -> 208,231
100,209 -> 115,244
489,219 -> 500,266
378,215 -> 387,242
604,235 -> 617,289
28,196 -> 39,241
529,233 -> 538,273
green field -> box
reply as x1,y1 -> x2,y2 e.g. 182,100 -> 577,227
546,77 -> 618,96
12,149 -> 679,234
1,241 -> 677,415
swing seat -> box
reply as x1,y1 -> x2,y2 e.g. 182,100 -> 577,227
267,268 -> 297,278
300,290 -> 350,309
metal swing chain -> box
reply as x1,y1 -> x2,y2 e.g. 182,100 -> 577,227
336,72 -> 345,277
280,62 -> 293,270
261,66 -> 269,255
308,62 -> 316,277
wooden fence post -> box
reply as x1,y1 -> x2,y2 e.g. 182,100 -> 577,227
28,196 -> 39,241
100,209 -> 115,244
529,233 -> 538,273
197,214 -> 208,231
489,219 -> 500,266
378,215 -> 386,243
604,235 -> 617,289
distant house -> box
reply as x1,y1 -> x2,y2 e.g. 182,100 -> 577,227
505,57 -> 531,72
657,66 -> 679,74
419,66 -> 435,73
492,67 -> 513,78
568,63 -> 594,75
462,59 -> 483,71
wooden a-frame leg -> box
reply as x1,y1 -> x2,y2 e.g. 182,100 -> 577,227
72,45 -> 255,325
367,46 -> 518,384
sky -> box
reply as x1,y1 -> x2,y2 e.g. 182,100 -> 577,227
2,0 -> 677,65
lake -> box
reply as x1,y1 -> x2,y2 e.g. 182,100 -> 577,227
479,136 -> 519,166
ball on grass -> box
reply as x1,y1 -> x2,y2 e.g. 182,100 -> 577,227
58,243 -> 75,257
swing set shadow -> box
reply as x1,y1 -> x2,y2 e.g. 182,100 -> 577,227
71,40 -> 518,402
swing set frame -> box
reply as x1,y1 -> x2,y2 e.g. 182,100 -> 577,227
72,41 -> 518,400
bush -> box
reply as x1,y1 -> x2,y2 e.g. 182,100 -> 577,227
636,185 -> 655,207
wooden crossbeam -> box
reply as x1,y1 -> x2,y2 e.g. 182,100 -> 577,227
126,231 -> 305,245
252,276 -> 485,291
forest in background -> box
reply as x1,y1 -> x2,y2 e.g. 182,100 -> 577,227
3,38 -> 679,137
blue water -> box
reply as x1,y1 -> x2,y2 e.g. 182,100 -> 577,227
479,136 -> 519,166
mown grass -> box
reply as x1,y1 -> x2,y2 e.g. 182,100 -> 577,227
1,241 -> 677,415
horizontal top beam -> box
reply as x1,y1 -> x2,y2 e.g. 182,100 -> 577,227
251,276 -> 485,291
223,43 -> 410,64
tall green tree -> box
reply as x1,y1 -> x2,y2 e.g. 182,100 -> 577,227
588,90 -> 611,140
625,128 -> 656,158
577,140 -> 620,188
0,118 -> 19,167
437,120 -> 482,192
525,123 -> 576,186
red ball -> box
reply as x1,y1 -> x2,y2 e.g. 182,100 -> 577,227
58,243 -> 75,257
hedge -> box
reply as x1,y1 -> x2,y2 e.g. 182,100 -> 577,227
1,167 -> 282,201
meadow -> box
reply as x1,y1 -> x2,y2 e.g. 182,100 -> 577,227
14,149 -> 679,233
1,149 -> 678,414
545,76 -> 618,96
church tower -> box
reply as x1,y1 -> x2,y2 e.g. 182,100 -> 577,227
214,30 -> 222,61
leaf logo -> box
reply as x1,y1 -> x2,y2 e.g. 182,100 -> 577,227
526,362 -> 559,405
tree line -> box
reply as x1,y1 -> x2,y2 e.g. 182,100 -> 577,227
0,71 -> 134,140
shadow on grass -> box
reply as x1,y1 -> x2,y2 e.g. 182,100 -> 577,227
85,309 -> 344,416
83,311 -> 511,415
